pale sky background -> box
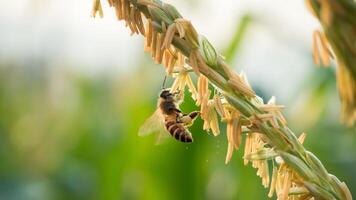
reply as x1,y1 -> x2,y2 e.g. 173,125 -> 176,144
0,0 -> 322,102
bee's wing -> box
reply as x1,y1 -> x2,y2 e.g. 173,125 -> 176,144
138,110 -> 165,136
154,128 -> 170,145
139,110 -> 171,145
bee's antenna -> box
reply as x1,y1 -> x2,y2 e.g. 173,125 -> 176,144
162,75 -> 167,89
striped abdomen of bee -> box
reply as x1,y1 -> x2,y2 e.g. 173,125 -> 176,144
164,115 -> 193,143
158,89 -> 199,143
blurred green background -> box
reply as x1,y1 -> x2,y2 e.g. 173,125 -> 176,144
0,0 -> 355,199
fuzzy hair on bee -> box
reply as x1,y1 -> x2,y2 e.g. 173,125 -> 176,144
139,89 -> 199,143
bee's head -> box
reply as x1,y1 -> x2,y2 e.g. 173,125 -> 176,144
159,89 -> 173,99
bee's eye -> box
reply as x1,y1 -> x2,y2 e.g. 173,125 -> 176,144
160,90 -> 172,98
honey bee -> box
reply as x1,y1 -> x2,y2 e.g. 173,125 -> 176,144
139,89 -> 199,143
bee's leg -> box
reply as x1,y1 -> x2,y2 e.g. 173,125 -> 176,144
172,89 -> 184,103
188,111 -> 199,120
171,90 -> 180,98
172,90 -> 180,95
176,115 -> 185,123
178,111 -> 200,125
